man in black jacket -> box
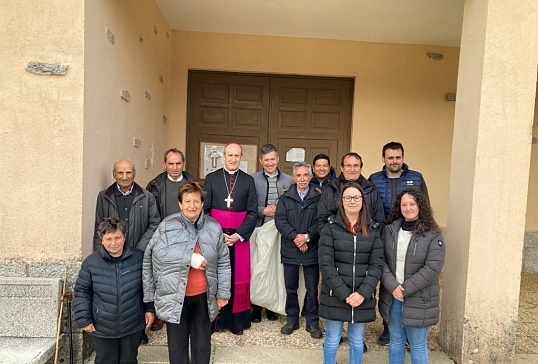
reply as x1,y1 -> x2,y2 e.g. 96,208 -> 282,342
317,152 -> 385,233
275,162 -> 322,339
145,149 -> 196,331
75,218 -> 155,364
146,148 -> 196,220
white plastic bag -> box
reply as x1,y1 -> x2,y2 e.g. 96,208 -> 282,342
250,220 -> 305,315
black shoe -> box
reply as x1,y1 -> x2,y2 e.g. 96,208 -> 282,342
363,342 -> 368,353
280,322 -> 299,335
266,310 -> 278,321
251,307 -> 262,323
306,325 -> 322,339
378,326 -> 390,346
230,327 -> 243,335
405,339 -> 410,350
140,332 -> 149,344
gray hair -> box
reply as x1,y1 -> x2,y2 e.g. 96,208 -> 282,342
97,217 -> 127,239
292,161 -> 312,176
259,144 -> 278,159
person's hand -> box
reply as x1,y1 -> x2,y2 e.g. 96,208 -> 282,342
392,285 -> 405,300
299,244 -> 308,253
216,298 -> 229,310
345,292 -> 365,308
145,312 -> 156,328
224,233 -> 239,246
82,323 -> 95,333
293,234 -> 307,248
197,258 -> 208,270
263,204 -> 277,217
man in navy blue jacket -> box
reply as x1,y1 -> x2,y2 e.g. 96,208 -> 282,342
368,141 -> 429,346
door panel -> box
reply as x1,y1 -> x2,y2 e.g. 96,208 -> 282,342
187,71 -> 352,181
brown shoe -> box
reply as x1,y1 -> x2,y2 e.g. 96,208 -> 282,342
151,318 -> 165,331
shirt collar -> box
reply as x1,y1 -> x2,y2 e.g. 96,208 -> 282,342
167,173 -> 184,182
116,183 -> 134,196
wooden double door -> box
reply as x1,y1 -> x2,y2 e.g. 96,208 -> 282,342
186,71 -> 353,179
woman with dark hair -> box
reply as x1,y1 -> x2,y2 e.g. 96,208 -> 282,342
143,181 -> 231,364
74,217 -> 155,364
318,182 -> 383,364
379,188 -> 445,364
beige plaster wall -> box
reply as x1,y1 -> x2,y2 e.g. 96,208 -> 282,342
82,0 -> 172,257
170,31 -> 459,226
0,0 -> 85,260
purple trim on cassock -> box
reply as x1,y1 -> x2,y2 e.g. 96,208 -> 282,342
210,208 -> 251,313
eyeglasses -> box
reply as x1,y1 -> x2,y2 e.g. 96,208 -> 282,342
343,164 -> 361,170
342,195 -> 363,202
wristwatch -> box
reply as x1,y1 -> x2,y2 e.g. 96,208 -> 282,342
304,234 -> 310,242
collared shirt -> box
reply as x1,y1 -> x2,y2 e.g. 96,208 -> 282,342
167,173 -> 184,182
297,187 -> 310,202
114,183 -> 135,223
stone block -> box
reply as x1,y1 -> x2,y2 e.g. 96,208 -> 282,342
0,277 -> 61,337
524,231 -> 538,247
523,247 -> 538,274
0,260 -> 28,277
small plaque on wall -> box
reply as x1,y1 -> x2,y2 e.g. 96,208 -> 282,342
199,142 -> 258,179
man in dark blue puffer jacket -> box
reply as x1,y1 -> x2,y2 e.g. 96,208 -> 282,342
368,141 -> 429,346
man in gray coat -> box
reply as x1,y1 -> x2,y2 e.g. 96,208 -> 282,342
250,144 -> 293,322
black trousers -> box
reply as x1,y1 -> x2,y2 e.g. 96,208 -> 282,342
92,331 -> 141,364
167,293 -> 212,364
283,263 -> 320,326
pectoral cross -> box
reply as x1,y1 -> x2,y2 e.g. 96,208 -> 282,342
225,194 -> 233,208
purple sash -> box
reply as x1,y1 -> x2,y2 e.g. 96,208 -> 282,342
210,209 -> 251,313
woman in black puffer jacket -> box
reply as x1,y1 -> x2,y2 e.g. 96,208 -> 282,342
74,218 -> 155,364
318,182 -> 383,364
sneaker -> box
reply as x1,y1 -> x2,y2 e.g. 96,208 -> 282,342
378,327 -> 390,346
280,322 -> 299,335
306,325 -> 322,339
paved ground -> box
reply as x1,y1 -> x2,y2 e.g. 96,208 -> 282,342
84,273 -> 538,363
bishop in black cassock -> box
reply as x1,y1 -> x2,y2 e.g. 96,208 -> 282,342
203,143 -> 258,334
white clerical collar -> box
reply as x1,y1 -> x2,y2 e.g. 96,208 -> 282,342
224,167 -> 238,175
167,173 -> 183,182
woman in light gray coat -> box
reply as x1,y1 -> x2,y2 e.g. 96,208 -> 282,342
143,181 -> 231,364
379,188 -> 445,364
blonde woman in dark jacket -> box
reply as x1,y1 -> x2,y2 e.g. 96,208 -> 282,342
379,188 -> 445,364
318,182 -> 383,364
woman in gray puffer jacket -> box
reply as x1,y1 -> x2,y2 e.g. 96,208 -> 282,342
379,188 -> 445,364
143,181 -> 231,364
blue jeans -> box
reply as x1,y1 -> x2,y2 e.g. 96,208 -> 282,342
323,319 -> 366,364
388,299 -> 430,364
